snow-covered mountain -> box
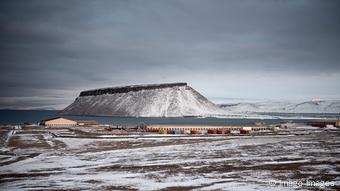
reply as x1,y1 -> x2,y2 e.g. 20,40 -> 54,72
220,100 -> 340,113
62,83 -> 226,117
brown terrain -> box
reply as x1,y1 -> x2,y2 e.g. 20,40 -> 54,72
0,125 -> 339,190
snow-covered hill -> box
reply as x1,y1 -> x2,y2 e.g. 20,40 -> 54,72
220,100 -> 340,113
62,83 -> 226,117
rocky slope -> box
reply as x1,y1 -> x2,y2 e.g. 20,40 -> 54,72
220,100 -> 340,113
62,83 -> 225,117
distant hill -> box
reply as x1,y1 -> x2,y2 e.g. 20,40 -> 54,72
62,83 -> 225,117
219,100 -> 340,113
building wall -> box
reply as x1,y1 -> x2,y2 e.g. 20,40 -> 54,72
147,126 -> 271,132
336,120 -> 340,127
44,118 -> 77,127
76,121 -> 98,126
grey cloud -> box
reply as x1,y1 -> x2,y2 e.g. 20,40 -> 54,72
0,0 -> 340,108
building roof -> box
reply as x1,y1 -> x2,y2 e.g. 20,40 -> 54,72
40,117 -> 99,126
40,117 -> 75,123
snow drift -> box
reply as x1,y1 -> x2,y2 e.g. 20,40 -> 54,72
62,83 -> 225,117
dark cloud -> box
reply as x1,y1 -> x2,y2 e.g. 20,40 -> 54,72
0,0 -> 340,108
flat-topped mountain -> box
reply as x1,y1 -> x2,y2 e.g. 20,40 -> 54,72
62,83 -> 225,117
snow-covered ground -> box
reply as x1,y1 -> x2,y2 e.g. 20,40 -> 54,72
220,99 -> 340,114
0,127 -> 339,190
61,83 -> 340,118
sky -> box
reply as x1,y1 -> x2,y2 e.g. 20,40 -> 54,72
0,0 -> 340,109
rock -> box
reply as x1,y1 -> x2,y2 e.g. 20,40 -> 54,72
61,83 -> 225,117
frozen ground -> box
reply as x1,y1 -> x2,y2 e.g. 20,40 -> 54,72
0,126 -> 339,190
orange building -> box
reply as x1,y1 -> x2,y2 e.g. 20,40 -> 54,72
40,117 -> 77,127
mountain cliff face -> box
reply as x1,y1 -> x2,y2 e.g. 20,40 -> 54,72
62,83 -> 225,117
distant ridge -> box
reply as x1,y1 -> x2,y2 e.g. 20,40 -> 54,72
80,83 -> 187,97
219,100 -> 340,113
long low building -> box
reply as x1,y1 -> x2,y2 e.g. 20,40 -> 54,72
307,120 -> 340,128
146,125 -> 273,132
40,117 -> 98,127
40,117 -> 77,127
76,120 -> 99,126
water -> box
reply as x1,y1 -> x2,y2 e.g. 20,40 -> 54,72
1,110 -> 338,126
0,110 -> 59,124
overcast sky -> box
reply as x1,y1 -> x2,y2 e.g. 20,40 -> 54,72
1,0 -> 340,109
